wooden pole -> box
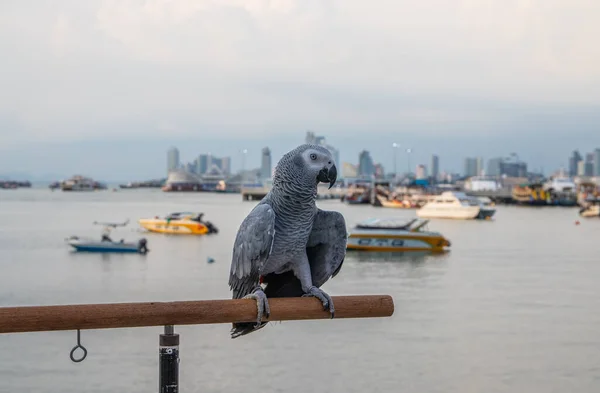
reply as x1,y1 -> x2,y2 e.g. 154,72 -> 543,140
0,295 -> 393,334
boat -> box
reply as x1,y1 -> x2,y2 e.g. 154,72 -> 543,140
61,175 -> 107,191
512,182 -> 548,206
346,218 -> 451,252
138,212 -> 219,235
373,194 -> 416,208
416,191 -> 496,220
66,220 -> 149,253
579,201 -> 600,218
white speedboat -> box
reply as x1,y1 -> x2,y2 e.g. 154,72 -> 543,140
416,191 -> 496,220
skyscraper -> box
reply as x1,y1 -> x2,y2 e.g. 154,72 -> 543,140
594,148 -> 600,176
569,150 -> 583,177
430,155 -> 439,181
260,147 -> 272,180
167,147 -> 180,174
197,154 -> 212,174
416,164 -> 427,179
358,150 -> 374,177
464,157 -> 478,177
476,157 -> 484,176
585,153 -> 595,176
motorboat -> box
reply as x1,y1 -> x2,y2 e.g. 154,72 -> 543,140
346,218 -> 451,252
138,212 -> 219,235
416,191 -> 496,220
61,175 -> 107,191
66,220 -> 149,254
579,202 -> 600,218
373,194 -> 416,209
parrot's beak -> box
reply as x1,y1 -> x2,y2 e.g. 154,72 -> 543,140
318,164 -> 337,189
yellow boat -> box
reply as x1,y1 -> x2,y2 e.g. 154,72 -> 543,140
346,218 -> 451,252
138,212 -> 219,235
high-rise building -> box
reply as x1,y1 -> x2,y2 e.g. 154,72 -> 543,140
464,157 -> 478,177
463,157 -> 483,177
476,157 -> 484,176
358,150 -> 374,177
595,149 -> 600,176
416,164 -> 427,179
487,157 -> 503,177
215,157 -> 231,175
577,160 -> 585,176
430,155 -> 439,181
260,147 -> 272,180
585,153 -> 595,176
569,150 -> 583,177
167,147 -> 180,174
197,154 -> 212,174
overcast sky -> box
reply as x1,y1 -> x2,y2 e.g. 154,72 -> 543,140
1,0 -> 600,181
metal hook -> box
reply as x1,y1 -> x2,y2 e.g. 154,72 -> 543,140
69,329 -> 88,363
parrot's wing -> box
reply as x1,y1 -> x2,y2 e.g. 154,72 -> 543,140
306,208 -> 347,288
229,203 -> 276,299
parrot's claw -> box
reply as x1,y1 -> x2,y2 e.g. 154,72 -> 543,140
302,286 -> 335,318
242,286 -> 270,327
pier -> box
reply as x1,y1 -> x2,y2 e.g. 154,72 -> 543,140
242,185 -> 347,201
464,188 -> 514,203
0,295 -> 393,391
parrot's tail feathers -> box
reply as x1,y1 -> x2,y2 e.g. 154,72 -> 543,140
230,322 -> 268,339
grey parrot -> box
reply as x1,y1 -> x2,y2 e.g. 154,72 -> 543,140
228,143 -> 347,338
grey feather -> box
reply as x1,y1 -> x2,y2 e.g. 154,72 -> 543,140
228,203 -> 276,299
306,209 -> 347,288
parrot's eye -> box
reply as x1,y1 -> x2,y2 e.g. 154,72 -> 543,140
310,153 -> 317,160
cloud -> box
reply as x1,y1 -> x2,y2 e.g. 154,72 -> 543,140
1,0 -> 599,146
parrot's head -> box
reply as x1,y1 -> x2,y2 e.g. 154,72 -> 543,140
284,144 -> 338,189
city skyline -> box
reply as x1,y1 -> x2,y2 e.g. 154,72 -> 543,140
2,1 -> 600,181
2,133 -> 600,182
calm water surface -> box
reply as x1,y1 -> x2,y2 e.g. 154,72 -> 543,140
1,188 -> 600,392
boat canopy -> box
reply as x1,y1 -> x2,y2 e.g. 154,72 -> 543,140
355,217 -> 424,230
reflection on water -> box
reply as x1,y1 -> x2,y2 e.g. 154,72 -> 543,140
346,249 -> 450,264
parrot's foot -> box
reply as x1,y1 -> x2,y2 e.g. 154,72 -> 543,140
242,286 -> 271,327
302,286 -> 335,318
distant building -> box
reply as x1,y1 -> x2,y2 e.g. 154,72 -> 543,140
374,163 -> 385,178
463,157 -> 483,177
415,164 -> 427,180
197,154 -> 212,174
167,147 -> 180,174
342,162 -> 358,178
305,131 -> 340,167
260,147 -> 272,180
430,155 -> 439,182
585,153 -> 595,176
215,156 -> 231,176
358,150 -> 374,177
487,156 -> 526,177
464,158 -> 477,177
476,157 -> 484,176
577,160 -> 585,176
185,162 -> 195,174
569,150 -> 583,177
487,157 -> 503,177
595,149 -> 600,176
501,161 -> 527,177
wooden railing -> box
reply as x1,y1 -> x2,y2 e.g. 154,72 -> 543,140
0,295 -> 394,392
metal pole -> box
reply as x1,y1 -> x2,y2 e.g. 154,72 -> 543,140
159,325 -> 179,393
